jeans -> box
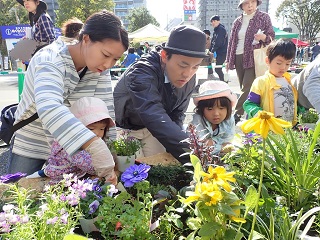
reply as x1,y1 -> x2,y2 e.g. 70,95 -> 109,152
8,152 -> 45,175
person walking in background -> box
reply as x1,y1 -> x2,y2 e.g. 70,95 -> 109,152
311,42 -> 320,62
121,47 -> 140,68
9,11 -> 129,175
243,39 -> 298,125
16,0 -> 56,54
113,25 -> 207,164
226,0 -> 275,125
144,42 -> 151,53
210,15 -> 228,82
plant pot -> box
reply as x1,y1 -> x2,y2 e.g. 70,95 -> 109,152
117,155 -> 136,172
79,217 -> 99,233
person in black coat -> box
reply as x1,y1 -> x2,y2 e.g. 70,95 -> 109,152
210,15 -> 228,82
113,26 -> 207,164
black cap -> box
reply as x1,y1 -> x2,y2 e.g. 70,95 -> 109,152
163,25 -> 207,58
16,0 -> 47,11
210,15 -> 220,21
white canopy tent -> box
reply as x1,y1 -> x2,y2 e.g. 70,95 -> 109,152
129,24 -> 170,43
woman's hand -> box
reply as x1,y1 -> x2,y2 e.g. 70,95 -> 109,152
225,62 -> 229,72
105,171 -> 118,185
254,33 -> 267,42
85,138 -> 115,178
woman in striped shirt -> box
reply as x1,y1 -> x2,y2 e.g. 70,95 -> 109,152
9,11 -> 129,177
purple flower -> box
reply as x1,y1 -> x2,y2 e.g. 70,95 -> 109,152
93,184 -> 102,193
107,185 -> 118,197
0,172 -> 26,183
47,216 -> 59,225
121,164 -> 150,187
66,193 -> 79,206
0,222 -> 10,233
88,200 -> 100,215
60,213 -> 69,224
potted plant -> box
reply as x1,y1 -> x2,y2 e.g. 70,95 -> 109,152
96,164 -> 159,239
78,178 -> 118,234
108,131 -> 143,172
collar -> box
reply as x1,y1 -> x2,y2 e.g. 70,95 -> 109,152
266,71 -> 291,90
164,74 -> 170,84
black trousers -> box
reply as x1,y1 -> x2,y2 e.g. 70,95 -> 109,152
215,52 -> 226,81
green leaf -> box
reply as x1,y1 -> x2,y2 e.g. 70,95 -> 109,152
63,234 -> 89,240
190,155 -> 203,182
252,230 -> 265,240
198,222 -> 220,237
186,217 -> 202,230
186,231 -> 197,240
218,204 -> 237,215
244,185 -> 258,213
225,229 -> 241,240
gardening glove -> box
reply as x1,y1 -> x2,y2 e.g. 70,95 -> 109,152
85,138 -> 115,179
105,171 -> 118,186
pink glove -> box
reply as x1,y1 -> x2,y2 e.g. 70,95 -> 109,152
85,138 -> 115,178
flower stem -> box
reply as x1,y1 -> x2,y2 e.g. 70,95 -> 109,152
248,139 -> 265,240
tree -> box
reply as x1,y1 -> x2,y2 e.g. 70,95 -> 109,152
276,0 -> 320,42
55,0 -> 115,27
0,0 -> 28,55
127,7 -> 159,32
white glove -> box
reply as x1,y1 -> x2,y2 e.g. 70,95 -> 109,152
85,138 -> 115,178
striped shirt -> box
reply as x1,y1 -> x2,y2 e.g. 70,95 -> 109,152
13,37 -> 116,160
32,13 -> 56,44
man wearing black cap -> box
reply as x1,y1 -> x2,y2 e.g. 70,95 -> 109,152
113,25 -> 207,164
210,15 -> 228,82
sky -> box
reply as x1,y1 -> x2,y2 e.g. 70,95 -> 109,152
147,0 -> 284,29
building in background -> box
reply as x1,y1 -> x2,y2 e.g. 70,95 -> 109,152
43,0 -> 59,24
165,18 -> 183,31
197,0 -> 270,34
114,0 -> 147,29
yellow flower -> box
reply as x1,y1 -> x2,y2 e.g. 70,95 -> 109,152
241,111 -> 292,139
201,166 -> 236,192
183,182 -> 222,205
229,208 -> 246,223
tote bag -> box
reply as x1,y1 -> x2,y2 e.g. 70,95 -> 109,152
253,44 -> 269,78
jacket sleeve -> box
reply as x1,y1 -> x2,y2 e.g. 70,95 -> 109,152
244,80 -> 263,118
127,69 -> 191,164
261,12 -> 275,45
303,61 -> 320,114
211,26 -> 227,53
243,99 -> 262,119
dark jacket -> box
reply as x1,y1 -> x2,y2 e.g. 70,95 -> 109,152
113,51 -> 195,163
210,24 -> 228,54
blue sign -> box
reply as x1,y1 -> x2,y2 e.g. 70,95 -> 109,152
0,25 -> 29,39
184,10 -> 196,14
0,25 -> 61,39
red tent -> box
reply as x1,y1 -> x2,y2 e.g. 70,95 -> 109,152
291,38 -> 309,46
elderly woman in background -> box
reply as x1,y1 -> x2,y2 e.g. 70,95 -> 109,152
226,0 -> 275,124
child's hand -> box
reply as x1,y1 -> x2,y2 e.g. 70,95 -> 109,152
105,171 -> 118,186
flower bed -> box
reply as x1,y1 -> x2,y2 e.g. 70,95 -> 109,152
1,111 -> 320,239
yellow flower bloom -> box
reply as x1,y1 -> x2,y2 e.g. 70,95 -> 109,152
201,166 -> 236,192
183,182 -> 223,205
229,208 -> 246,223
241,111 -> 292,139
